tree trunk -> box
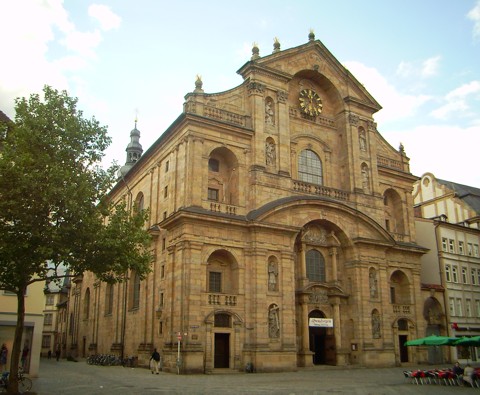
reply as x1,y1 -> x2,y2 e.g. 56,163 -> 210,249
7,288 -> 26,394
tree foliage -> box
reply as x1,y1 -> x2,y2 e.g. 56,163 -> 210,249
0,86 -> 152,393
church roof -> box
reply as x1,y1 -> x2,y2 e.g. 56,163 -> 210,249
436,178 -> 480,216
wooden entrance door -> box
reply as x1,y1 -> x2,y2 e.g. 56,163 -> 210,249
214,333 -> 230,368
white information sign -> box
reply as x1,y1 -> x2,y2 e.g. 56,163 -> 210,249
309,318 -> 333,327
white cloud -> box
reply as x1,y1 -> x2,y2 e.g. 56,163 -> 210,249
467,0 -> 480,39
396,56 -> 441,78
384,124 -> 480,186
0,0 -> 118,117
430,80 -> 480,119
344,61 -> 431,125
89,4 -> 122,31
421,56 -> 441,77
61,29 -> 103,58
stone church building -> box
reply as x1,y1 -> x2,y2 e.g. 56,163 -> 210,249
66,33 -> 427,373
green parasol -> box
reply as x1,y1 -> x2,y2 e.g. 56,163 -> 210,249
404,334 -> 458,346
453,336 -> 480,347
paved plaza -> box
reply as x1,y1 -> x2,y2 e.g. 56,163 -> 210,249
27,359 -> 479,394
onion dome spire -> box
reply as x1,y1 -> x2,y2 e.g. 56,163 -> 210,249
118,117 -> 143,178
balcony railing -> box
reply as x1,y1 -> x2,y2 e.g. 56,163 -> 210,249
207,293 -> 239,306
292,181 -> 350,201
377,155 -> 403,170
209,202 -> 237,215
393,304 -> 411,316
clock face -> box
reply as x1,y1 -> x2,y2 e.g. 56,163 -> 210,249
299,89 -> 323,116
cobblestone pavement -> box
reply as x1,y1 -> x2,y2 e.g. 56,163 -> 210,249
28,359 -> 480,395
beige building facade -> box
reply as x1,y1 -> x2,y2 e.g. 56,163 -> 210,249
0,281 -> 45,376
66,34 -> 427,372
414,172 -> 480,363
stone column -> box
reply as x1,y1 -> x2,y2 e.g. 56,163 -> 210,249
330,247 -> 338,282
299,296 -> 313,366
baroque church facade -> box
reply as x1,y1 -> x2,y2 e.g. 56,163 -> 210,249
65,33 -> 427,372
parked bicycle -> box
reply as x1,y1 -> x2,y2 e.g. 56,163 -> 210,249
0,368 -> 33,394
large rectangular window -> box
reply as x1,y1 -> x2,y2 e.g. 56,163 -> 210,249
459,241 -> 465,255
466,299 -> 472,317
208,188 -> 219,201
442,237 -> 448,252
462,267 -> 468,284
456,298 -> 463,317
472,269 -> 477,285
45,294 -> 54,305
445,265 -> 451,282
452,266 -> 458,283
209,272 -> 222,293
468,243 -> 473,256
449,239 -> 455,253
44,313 -> 53,326
42,335 -> 51,348
449,298 -> 455,316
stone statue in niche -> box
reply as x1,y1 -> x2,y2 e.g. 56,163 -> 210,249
359,129 -> 367,151
265,99 -> 275,125
265,141 -> 276,166
268,260 -> 278,291
268,304 -> 280,338
361,165 -> 370,192
369,270 -> 378,298
372,311 -> 381,339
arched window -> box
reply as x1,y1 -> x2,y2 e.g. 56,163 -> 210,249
84,288 -> 90,320
105,283 -> 114,315
131,272 -> 141,310
134,192 -> 144,212
306,249 -> 325,282
298,149 -> 322,185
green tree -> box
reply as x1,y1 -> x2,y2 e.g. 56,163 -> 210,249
0,86 -> 152,394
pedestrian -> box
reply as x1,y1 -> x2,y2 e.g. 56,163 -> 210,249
150,348 -> 160,374
47,350 -> 52,359
0,343 -> 7,371
21,342 -> 29,370
453,361 -> 464,383
55,345 -> 61,361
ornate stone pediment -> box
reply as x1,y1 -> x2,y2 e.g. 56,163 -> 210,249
302,224 -> 328,245
308,286 -> 329,304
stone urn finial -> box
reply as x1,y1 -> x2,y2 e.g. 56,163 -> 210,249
308,29 -> 315,42
194,74 -> 203,93
251,42 -> 260,60
273,37 -> 280,53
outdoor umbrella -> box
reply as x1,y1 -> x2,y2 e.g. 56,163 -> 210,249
453,336 -> 480,347
404,334 -> 458,346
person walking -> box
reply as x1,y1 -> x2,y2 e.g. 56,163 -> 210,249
21,342 -> 29,371
55,345 -> 61,361
150,348 -> 160,375
0,343 -> 7,372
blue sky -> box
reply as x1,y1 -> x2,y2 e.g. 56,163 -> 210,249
1,0 -> 479,187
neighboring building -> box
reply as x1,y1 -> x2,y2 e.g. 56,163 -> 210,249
41,269 -> 69,358
66,33 -> 427,372
414,172 -> 480,363
0,282 -> 45,377
0,110 -> 45,377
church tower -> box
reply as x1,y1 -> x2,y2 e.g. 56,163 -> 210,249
118,119 -> 143,177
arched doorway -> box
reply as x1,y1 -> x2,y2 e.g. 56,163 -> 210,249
309,310 -> 336,365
